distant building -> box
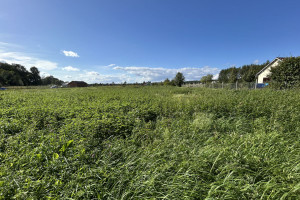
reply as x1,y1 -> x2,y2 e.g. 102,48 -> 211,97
256,57 -> 286,84
67,81 -> 88,87
61,82 -> 69,88
50,85 -> 58,88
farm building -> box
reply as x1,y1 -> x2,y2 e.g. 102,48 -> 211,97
67,81 -> 88,87
256,57 -> 286,84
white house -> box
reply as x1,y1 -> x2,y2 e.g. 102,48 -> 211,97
256,57 -> 286,84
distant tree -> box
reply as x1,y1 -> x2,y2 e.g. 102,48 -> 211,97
218,61 -> 269,83
218,68 -> 230,83
163,78 -> 171,86
200,74 -> 213,83
41,76 -> 64,85
0,62 -> 30,86
15,64 -> 30,85
218,67 -> 238,83
228,67 -> 239,83
173,72 -> 185,87
269,57 -> 300,88
170,79 -> 175,86
239,62 -> 268,82
29,66 -> 42,85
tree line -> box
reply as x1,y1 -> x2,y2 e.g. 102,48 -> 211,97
184,61 -> 271,85
162,62 -> 269,86
0,62 -> 63,86
162,72 -> 185,87
217,61 -> 270,83
201,56 -> 300,89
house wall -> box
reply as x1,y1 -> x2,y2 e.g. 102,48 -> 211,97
257,60 -> 281,84
68,83 -> 76,87
68,81 -> 88,87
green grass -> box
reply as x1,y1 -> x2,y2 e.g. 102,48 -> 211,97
0,86 -> 300,199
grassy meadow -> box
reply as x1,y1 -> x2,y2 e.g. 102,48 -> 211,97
0,86 -> 300,199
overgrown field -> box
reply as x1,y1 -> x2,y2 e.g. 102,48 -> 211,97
1,86 -> 300,199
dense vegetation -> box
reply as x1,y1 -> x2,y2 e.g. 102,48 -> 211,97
0,62 -> 63,86
200,74 -> 213,83
218,61 -> 270,83
1,86 -> 300,199
270,57 -> 300,89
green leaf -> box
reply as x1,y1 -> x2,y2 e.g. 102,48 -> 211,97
36,154 -> 41,159
60,145 -> 66,152
66,140 -> 73,147
53,153 -> 59,160
0,181 -> 4,187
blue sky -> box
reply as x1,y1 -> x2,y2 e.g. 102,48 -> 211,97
1,0 -> 300,83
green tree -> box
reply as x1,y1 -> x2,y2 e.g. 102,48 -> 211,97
173,72 -> 185,87
41,76 -> 64,86
239,62 -> 268,82
0,62 -> 63,86
218,68 -> 230,83
270,57 -> 300,89
29,66 -> 42,85
0,62 -> 29,86
163,78 -> 171,86
228,67 -> 239,83
200,74 -> 213,83
218,61 -> 269,83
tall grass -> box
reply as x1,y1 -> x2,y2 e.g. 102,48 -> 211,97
0,86 -> 300,199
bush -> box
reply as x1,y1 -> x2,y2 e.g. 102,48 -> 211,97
270,57 -> 300,89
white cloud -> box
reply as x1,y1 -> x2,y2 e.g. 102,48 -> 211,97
60,65 -> 221,84
113,65 -> 220,82
86,71 -> 99,76
62,66 -> 80,71
253,59 -> 259,64
107,64 -> 116,67
0,51 -> 58,70
213,74 -> 219,80
76,71 -> 126,84
62,50 -> 79,57
40,72 -> 51,77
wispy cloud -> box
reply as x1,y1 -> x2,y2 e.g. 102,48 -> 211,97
253,59 -> 259,64
86,71 -> 99,76
0,51 -> 58,70
113,65 -> 220,82
0,41 -> 23,49
40,72 -> 51,77
76,71 -> 126,83
58,65 -> 220,83
60,65 -> 220,84
62,50 -> 79,57
62,66 -> 80,71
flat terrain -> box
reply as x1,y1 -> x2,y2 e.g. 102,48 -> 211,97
0,86 -> 300,199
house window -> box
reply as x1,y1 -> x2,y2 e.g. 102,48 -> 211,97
263,77 -> 270,83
